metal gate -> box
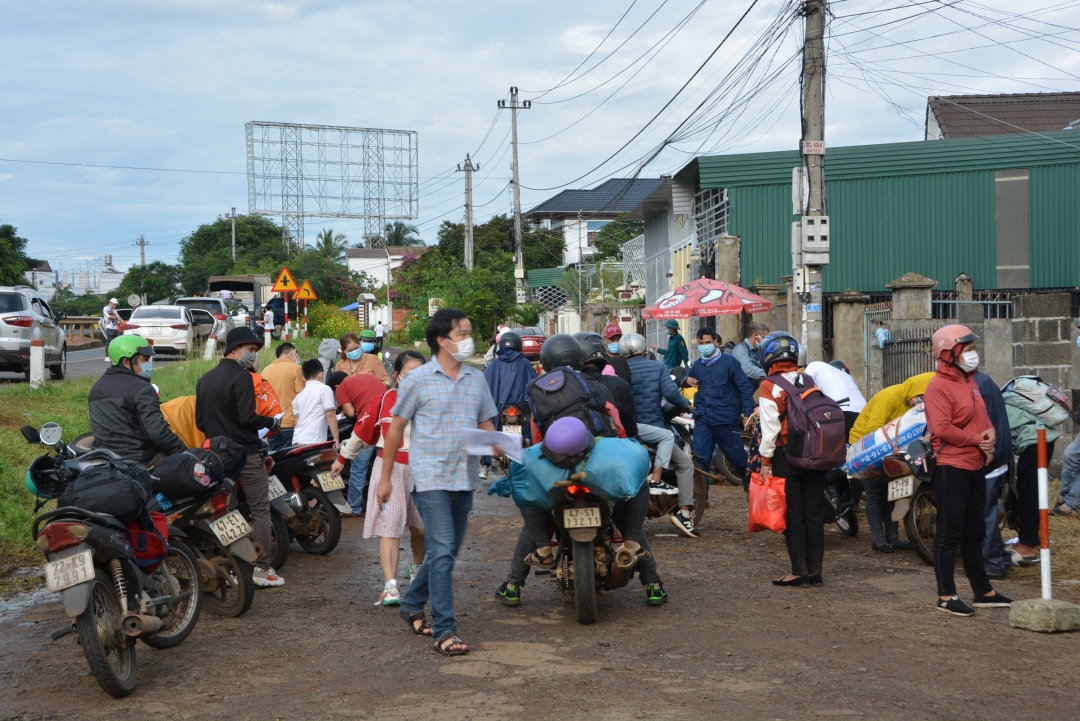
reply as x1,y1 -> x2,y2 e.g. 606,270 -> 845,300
882,326 -> 936,387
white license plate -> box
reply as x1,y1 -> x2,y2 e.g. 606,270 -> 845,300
887,475 -> 915,502
317,471 -> 345,492
147,326 -> 161,335
46,549 -> 94,593
267,474 -> 287,501
503,424 -> 522,435
210,511 -> 252,545
563,507 -> 602,529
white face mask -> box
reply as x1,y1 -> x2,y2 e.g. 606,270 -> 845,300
449,337 -> 474,362
958,350 -> 979,372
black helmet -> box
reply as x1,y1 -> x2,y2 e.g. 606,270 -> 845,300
572,331 -> 607,368
497,330 -> 522,353
757,331 -> 800,373
539,333 -> 584,372
829,359 -> 851,374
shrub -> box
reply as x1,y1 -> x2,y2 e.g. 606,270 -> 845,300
307,301 -> 360,340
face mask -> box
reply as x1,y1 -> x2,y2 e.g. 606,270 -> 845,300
958,350 -> 979,372
346,349 -> 363,361
361,342 -> 375,353
237,351 -> 258,370
697,344 -> 715,358
607,343 -> 620,354
449,337 -> 475,362
137,359 -> 152,379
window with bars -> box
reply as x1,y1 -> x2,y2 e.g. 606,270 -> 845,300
693,188 -> 728,247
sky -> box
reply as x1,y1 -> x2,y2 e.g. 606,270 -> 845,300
2,0 -> 1079,274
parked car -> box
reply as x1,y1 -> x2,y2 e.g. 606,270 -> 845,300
0,286 -> 67,380
175,297 -> 235,337
187,308 -> 217,346
509,326 -> 546,360
122,306 -> 196,356
225,300 -> 250,328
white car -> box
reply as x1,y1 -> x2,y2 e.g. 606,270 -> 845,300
123,305 -> 196,356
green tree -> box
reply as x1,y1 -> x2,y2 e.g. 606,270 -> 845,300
313,228 -> 348,263
47,288 -> 109,316
433,214 -> 565,270
425,261 -> 515,342
178,215 -> 287,294
509,303 -> 543,327
0,223 -> 41,286
114,261 -> 181,304
288,251 -> 380,307
593,216 -> 644,260
382,221 -> 424,247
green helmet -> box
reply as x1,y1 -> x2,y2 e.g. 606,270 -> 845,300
108,334 -> 155,365
359,329 -> 376,339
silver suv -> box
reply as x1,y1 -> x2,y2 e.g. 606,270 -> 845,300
174,297 -> 235,338
0,286 -> 68,380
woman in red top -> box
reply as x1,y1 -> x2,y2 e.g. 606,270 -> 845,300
924,325 -> 1011,616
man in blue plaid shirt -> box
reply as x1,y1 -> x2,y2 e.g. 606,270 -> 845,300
377,307 -> 500,656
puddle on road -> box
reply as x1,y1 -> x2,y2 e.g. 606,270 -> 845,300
0,586 -> 56,624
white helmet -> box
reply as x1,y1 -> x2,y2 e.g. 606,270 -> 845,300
618,332 -> 647,357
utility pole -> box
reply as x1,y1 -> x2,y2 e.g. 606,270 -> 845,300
797,0 -> 829,362
498,86 -> 531,303
134,235 -> 148,267
230,208 -> 237,262
457,154 -> 479,271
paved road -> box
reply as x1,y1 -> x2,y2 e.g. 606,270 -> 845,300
1,478 -> 1078,719
0,346 -> 187,383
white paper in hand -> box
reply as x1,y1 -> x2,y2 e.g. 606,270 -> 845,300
463,428 -> 524,464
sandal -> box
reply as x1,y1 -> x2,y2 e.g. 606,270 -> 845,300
524,550 -> 556,569
400,611 -> 433,636
434,633 -> 469,656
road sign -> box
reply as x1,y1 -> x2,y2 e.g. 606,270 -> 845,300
272,266 -> 297,293
802,140 -> 825,155
295,279 -> 318,301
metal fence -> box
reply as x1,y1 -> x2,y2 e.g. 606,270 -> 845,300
882,326 -> 937,387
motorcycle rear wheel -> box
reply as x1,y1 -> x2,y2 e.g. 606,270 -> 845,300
76,576 -> 137,698
142,540 -> 203,649
572,539 -> 598,625
295,486 -> 342,555
269,510 -> 290,570
189,530 -> 255,618
905,483 -> 937,566
834,508 -> 859,537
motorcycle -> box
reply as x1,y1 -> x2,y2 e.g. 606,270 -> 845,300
882,437 -> 936,565
24,423 -> 202,698
824,470 -> 859,536
641,418 -> 709,526
489,402 -> 532,476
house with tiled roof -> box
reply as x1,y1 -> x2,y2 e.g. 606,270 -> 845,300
345,245 -> 432,287
925,92 -> 1080,140
527,177 -> 664,264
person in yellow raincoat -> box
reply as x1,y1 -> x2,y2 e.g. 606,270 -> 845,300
161,371 -> 282,450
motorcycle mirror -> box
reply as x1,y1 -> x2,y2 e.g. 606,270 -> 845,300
39,422 -> 63,446
20,425 -> 41,444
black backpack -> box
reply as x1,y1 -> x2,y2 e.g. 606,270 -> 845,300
202,436 -> 246,477
527,367 -> 617,438
152,449 -> 223,500
58,460 -> 155,529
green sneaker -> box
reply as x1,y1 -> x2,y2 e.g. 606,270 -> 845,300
646,582 -> 667,606
496,582 -> 521,607
405,562 -> 420,581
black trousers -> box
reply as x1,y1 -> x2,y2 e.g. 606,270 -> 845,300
1016,441 -> 1054,548
774,449 -> 827,577
932,464 -> 992,597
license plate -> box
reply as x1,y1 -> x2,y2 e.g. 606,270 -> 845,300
317,471 -> 345,492
210,511 -> 252,545
46,549 -> 94,593
887,475 -> 915,502
267,474 -> 287,501
563,507 -> 601,529
503,424 -> 522,435
147,326 -> 161,335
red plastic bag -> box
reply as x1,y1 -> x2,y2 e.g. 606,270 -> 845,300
126,511 -> 170,571
748,472 -> 787,533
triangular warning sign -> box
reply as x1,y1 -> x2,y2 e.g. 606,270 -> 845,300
272,266 -> 297,293
294,279 -> 318,301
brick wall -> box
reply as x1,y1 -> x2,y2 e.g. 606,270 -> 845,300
392,307 -> 414,328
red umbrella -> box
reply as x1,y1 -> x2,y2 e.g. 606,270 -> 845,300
642,278 -> 772,319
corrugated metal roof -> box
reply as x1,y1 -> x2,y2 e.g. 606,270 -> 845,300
527,267 -> 568,288
698,129 -> 1080,188
527,178 -> 665,215
928,92 -> 1080,139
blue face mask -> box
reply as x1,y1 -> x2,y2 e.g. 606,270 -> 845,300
607,343 -> 620,354
697,344 -> 715,358
361,342 -> 375,353
138,358 -> 153,379
346,349 -> 363,361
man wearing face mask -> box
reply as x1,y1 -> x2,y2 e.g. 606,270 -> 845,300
88,334 -> 186,465
730,322 -> 770,387
603,324 -> 632,384
196,327 -> 285,588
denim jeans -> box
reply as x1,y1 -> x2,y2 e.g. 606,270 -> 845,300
267,427 -> 294,454
692,421 -> 748,478
402,490 -> 473,640
983,464 -> 1009,576
1058,435 -> 1080,511
348,447 -> 375,514
864,479 -> 899,547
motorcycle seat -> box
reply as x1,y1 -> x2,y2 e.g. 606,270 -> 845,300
96,513 -> 130,533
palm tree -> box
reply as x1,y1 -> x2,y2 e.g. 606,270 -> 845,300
314,228 -> 348,263
381,221 -> 424,248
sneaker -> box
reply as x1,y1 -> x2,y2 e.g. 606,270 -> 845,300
405,562 -> 420,581
649,480 -> 678,495
936,595 -> 974,616
646,582 -> 668,606
479,466 -> 489,481
1009,547 -> 1039,566
496,582 -> 521,607
377,580 -> 401,606
252,566 -> 285,588
973,592 -> 1013,608
669,510 -> 698,538
1051,504 -> 1076,517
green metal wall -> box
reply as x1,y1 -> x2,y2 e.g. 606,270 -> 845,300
1029,164 -> 1080,288
728,185 -> 795,288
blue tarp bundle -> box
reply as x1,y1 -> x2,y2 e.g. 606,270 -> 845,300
504,437 -> 650,510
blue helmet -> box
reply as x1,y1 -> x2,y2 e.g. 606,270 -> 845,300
757,331 -> 800,373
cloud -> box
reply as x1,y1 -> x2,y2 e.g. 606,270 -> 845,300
0,174 -> 12,182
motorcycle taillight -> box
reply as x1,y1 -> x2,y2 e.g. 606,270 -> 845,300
317,449 -> 336,464
37,522 -> 90,552
506,406 -> 517,417
210,492 -> 230,519
566,485 -> 591,497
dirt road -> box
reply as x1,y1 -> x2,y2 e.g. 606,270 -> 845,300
2,480 -> 1079,720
